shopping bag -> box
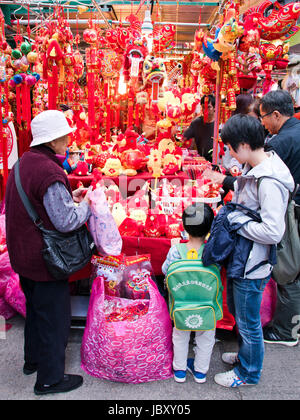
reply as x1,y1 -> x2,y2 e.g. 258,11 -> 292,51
272,200 -> 300,285
0,297 -> 16,320
81,258 -> 173,383
87,186 -> 122,256
260,278 -> 277,327
4,272 -> 26,318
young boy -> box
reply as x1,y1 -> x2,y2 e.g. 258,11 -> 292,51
214,114 -> 294,388
162,203 -> 218,384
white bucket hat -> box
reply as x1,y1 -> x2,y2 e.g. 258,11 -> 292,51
30,110 -> 76,147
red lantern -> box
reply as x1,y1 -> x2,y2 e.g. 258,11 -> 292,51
238,73 -> 257,90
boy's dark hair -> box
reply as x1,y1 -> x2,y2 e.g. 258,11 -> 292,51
220,114 -> 265,152
259,90 -> 294,117
182,203 -> 214,238
200,94 -> 215,108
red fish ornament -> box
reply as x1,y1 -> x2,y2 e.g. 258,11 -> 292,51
243,0 -> 300,41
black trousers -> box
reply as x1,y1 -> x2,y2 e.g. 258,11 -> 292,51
20,276 -> 71,385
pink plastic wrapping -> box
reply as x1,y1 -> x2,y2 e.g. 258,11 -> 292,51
81,276 -> 173,383
0,214 -> 26,318
87,187 -> 122,256
0,297 -> 16,320
4,272 -> 26,318
260,277 -> 277,328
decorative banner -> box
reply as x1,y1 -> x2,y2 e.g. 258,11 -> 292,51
0,122 -> 18,169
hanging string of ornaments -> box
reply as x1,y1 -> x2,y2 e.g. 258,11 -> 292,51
0,0 -> 299,196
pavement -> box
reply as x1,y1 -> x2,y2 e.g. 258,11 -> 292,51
0,315 -> 299,402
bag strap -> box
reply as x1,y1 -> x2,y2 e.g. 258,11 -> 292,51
14,159 -> 44,229
258,176 -> 298,202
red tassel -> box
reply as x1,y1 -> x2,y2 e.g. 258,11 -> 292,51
25,85 -> 31,132
115,103 -> 120,128
106,103 -> 110,143
0,109 -> 8,192
128,101 -> 134,128
48,62 -> 58,110
16,85 -> 21,126
87,72 -> 95,128
135,103 -> 139,127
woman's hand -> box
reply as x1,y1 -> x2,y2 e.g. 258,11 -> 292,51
72,187 -> 88,203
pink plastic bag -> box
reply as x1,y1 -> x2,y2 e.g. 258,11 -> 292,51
87,187 -> 122,256
81,276 -> 173,383
4,272 -> 26,318
0,297 -> 16,320
260,278 -> 277,327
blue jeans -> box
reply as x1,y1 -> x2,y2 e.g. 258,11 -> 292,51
227,276 -> 270,384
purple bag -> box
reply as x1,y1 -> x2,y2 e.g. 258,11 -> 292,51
87,187 -> 122,256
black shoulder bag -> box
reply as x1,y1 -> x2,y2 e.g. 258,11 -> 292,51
14,159 -> 95,280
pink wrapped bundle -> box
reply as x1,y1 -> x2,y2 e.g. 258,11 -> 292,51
0,297 -> 16,320
87,187 -> 122,256
0,251 -> 11,297
260,278 -> 277,328
4,272 -> 26,318
81,276 -> 173,383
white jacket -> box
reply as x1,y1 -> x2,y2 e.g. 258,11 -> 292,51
228,151 -> 295,279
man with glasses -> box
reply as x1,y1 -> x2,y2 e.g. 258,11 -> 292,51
260,90 -> 300,347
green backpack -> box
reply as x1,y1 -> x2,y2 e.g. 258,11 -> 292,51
166,243 -> 223,331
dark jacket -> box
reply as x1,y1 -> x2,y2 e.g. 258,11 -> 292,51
202,202 -> 277,279
184,116 -> 214,161
264,117 -> 300,204
5,145 -> 72,282
223,117 -> 300,203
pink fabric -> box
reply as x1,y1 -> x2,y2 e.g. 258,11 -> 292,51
0,250 -> 26,318
87,187 -> 122,256
0,251 -> 14,297
81,276 -> 173,383
4,272 -> 26,318
260,278 -> 277,327
0,297 -> 16,320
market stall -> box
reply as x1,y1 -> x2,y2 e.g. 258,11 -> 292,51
0,0 -> 298,360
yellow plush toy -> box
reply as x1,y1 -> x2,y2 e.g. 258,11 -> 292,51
102,158 -> 123,177
147,149 -> 162,177
111,202 -> 127,227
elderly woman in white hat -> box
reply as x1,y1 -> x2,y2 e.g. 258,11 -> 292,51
5,110 -> 90,396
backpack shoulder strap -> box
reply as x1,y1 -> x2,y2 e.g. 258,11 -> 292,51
176,243 -> 188,259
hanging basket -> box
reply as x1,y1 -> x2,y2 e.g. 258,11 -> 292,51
238,74 -> 257,90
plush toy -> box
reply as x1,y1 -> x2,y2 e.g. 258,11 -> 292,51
194,29 -> 222,62
147,149 -> 162,177
213,7 -> 244,54
102,157 -> 124,177
118,217 -> 143,237
73,159 -> 89,176
111,202 -> 127,227
162,154 -> 181,176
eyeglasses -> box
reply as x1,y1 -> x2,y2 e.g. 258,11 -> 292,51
260,110 -> 276,120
